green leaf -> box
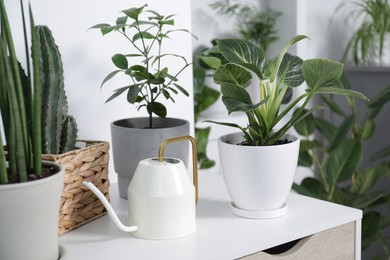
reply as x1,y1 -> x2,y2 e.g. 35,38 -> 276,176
370,145 -> 390,161
122,5 -> 146,20
315,117 -> 336,140
204,120 -> 252,143
326,115 -> 354,152
132,31 -> 155,42
222,96 -> 263,114
214,64 -> 252,88
116,16 -> 127,25
326,139 -> 362,185
302,59 -> 344,91
314,87 -> 368,100
293,108 -> 315,136
173,83 -> 189,97
277,53 -> 304,87
361,212 -> 381,250
147,102 -> 167,118
217,39 -> 264,78
298,151 -> 313,167
105,86 -> 129,103
292,177 -> 325,199
320,95 -> 345,116
367,85 -> 390,109
127,84 -> 140,104
112,54 -> 128,70
158,19 -> 174,25
195,86 -> 220,117
356,119 -> 375,141
100,70 -> 121,88
299,139 -> 322,152
198,55 -> 221,69
352,164 -> 389,195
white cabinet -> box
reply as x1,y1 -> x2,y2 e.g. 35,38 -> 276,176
59,172 -> 362,260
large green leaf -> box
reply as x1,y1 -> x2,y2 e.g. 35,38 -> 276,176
352,164 -> 389,195
326,139 -> 362,185
264,53 -> 304,87
320,95 -> 346,116
265,35 -> 308,82
221,83 -> 252,104
361,212 -> 381,250
217,39 -> 264,78
302,59 -> 344,91
292,177 -> 325,199
314,87 -> 368,100
356,119 -> 375,141
222,96 -> 262,114
214,64 -> 252,88
298,151 -> 313,167
326,114 -> 354,152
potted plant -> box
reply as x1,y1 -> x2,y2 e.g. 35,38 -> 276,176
199,35 -> 367,218
0,1 -> 64,259
34,25 -> 110,235
338,0 -> 390,65
91,4 -> 194,198
293,78 -> 390,258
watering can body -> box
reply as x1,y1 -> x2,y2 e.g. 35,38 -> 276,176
83,136 -> 198,240
128,158 -> 196,239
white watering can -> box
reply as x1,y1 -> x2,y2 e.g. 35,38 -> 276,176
83,136 -> 198,240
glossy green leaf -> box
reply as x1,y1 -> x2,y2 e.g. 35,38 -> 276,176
127,84 -> 140,104
265,53 -> 304,87
147,102 -> 167,118
198,55 -> 221,69
100,70 -> 121,88
214,64 -> 252,88
314,87 -> 368,100
326,115 -> 354,152
217,39 -> 264,78
326,139 -> 362,185
112,54 -> 128,70
352,164 -> 389,195
292,177 -> 325,199
222,96 -> 262,114
302,59 -> 344,91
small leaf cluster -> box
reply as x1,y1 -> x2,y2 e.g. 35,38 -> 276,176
199,35 -> 368,146
293,78 -> 390,257
91,4 -> 193,128
338,0 -> 390,65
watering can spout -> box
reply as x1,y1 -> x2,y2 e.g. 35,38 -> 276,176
83,181 -> 138,233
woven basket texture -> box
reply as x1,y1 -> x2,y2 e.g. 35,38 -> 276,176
42,140 -> 110,236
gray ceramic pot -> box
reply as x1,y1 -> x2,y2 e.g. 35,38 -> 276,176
0,161 -> 64,260
111,117 -> 190,199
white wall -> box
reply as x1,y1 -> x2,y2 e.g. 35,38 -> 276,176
3,0 -> 194,180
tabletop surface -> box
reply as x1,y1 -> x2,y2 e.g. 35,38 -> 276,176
59,172 -> 362,260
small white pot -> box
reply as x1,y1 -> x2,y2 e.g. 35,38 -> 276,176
0,162 -> 64,260
218,132 -> 299,218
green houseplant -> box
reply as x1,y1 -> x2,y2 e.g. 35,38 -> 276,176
91,4 -> 194,198
198,35 -> 367,217
293,79 -> 390,258
338,0 -> 390,65
0,1 -> 64,259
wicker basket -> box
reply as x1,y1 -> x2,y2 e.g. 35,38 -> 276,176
42,140 -> 110,236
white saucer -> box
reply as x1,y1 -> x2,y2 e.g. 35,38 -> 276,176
230,202 -> 288,219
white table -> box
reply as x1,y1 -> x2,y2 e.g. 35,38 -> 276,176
59,172 -> 362,259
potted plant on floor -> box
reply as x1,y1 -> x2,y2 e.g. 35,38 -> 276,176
0,1 -> 64,259
91,4 -> 194,198
199,35 -> 368,218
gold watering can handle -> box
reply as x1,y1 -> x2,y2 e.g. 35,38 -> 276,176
158,135 -> 199,205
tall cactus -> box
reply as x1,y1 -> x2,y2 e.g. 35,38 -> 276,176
37,25 -> 78,154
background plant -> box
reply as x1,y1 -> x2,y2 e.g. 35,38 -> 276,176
199,35 -> 368,146
91,4 -> 194,128
293,77 -> 390,258
210,0 -> 281,52
193,50 -> 220,169
0,0 -> 42,183
338,0 -> 390,65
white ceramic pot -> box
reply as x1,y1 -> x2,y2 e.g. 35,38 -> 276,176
0,162 -> 64,260
218,132 -> 300,218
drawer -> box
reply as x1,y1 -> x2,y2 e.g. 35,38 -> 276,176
240,222 -> 355,260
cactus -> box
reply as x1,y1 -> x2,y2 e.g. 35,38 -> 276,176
37,25 -> 78,154
60,115 -> 77,153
